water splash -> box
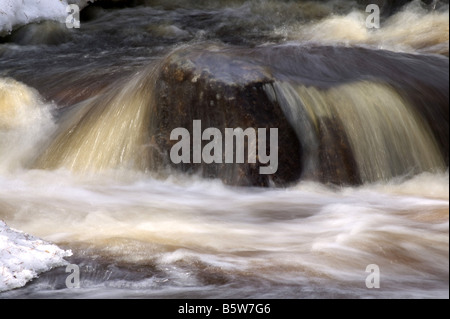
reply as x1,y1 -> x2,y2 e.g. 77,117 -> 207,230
286,1 -> 449,55
0,78 -> 56,173
265,80 -> 446,183
34,66 -> 158,173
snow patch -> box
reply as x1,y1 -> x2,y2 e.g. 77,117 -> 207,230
0,0 -> 93,35
0,220 -> 72,292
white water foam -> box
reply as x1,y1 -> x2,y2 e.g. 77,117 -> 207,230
278,1 -> 449,55
0,78 -> 56,173
0,168 -> 447,297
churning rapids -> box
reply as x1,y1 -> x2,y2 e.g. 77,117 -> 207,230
0,0 -> 448,298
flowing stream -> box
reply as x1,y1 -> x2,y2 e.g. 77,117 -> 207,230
0,0 -> 448,298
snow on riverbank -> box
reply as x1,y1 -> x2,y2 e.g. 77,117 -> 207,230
0,0 -> 92,35
0,220 -> 72,292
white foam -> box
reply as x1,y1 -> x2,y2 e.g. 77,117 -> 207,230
281,2 -> 449,55
0,220 -> 72,292
0,0 -> 92,35
0,78 -> 57,173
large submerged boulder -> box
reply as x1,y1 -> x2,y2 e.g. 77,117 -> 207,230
149,44 -> 449,186
150,47 -> 303,187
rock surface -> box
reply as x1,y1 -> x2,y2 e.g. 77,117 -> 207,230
151,47 -> 303,187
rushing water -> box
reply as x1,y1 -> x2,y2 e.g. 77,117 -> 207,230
0,0 -> 448,298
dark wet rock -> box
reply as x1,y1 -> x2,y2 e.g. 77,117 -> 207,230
316,117 -> 361,186
151,47 -> 303,187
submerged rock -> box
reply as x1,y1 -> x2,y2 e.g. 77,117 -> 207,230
149,44 -> 448,186
151,47 -> 303,187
